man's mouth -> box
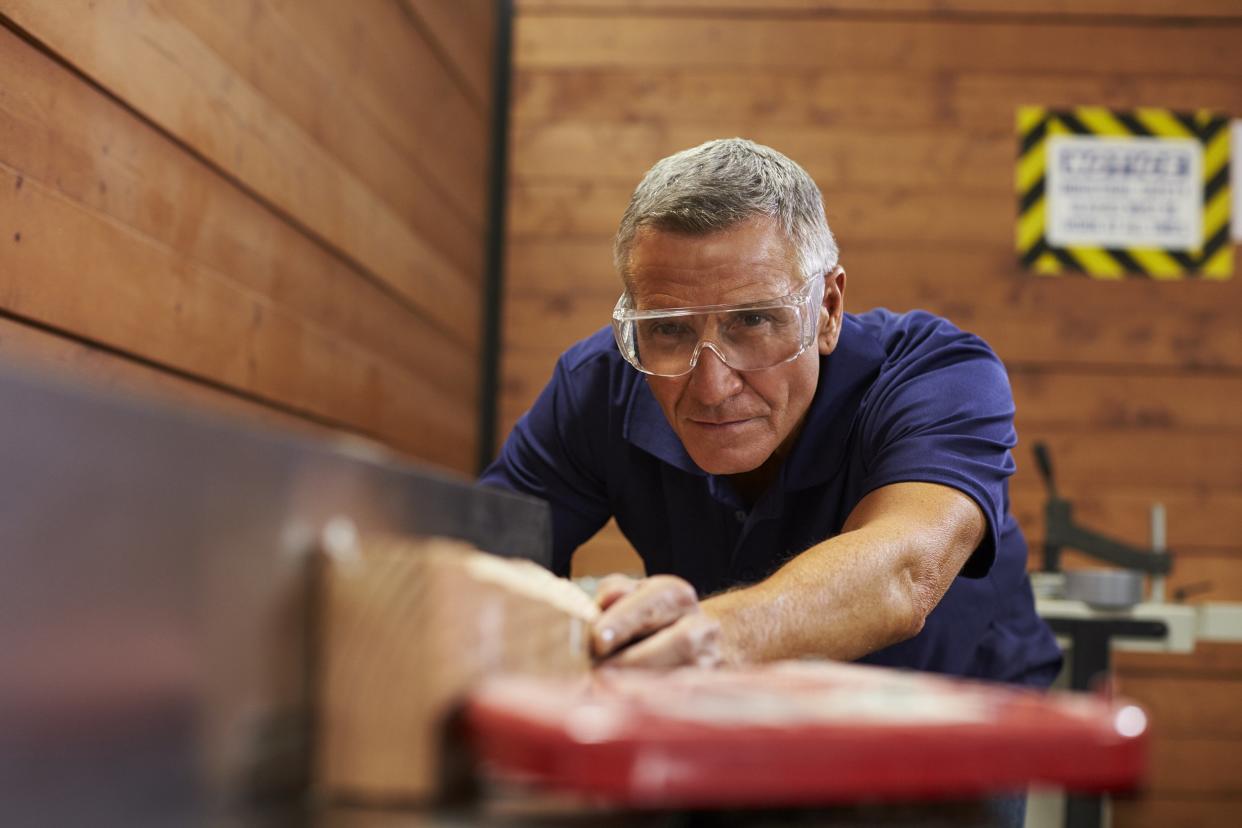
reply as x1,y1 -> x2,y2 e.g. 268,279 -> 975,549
688,417 -> 755,430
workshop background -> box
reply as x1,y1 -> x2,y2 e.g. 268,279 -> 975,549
497,2 -> 1242,826
0,1 -> 1238,826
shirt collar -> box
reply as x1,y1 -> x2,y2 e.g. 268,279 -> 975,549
621,313 -> 885,489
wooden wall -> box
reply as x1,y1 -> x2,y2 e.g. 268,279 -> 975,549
0,0 -> 498,474
499,2 -> 1242,824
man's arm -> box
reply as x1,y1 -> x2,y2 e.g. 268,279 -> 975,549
593,481 -> 984,667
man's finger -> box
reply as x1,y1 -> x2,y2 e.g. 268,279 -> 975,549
600,613 -> 723,670
595,573 -> 642,611
592,575 -> 698,658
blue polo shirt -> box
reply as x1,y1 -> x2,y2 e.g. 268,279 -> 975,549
481,309 -> 1062,686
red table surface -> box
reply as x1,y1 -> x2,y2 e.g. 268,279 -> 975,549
463,660 -> 1148,808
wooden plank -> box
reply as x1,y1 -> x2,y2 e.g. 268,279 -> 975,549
404,0 -> 497,111
1146,738 -> 1242,795
1116,676 -> 1242,740
1010,371 -> 1242,433
509,177 -> 1021,243
514,15 -> 1242,76
1112,796 -> 1242,828
162,0 -> 487,276
0,23 -> 477,410
512,69 -> 1242,133
0,164 -> 476,471
1118,642 -> 1242,679
0,313 -> 351,442
0,0 -> 480,341
517,0 -> 1242,19
318,535 -> 596,801
510,125 -> 1016,191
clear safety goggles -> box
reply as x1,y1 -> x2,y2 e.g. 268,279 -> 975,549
611,276 -> 825,378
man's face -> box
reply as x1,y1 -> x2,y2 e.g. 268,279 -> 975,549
626,217 -> 845,478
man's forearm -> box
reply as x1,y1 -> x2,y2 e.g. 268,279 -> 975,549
702,482 -> 984,664
702,526 -> 926,663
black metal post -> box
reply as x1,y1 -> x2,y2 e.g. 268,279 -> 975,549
476,0 -> 515,474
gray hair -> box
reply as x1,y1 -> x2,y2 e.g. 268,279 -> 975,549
613,138 -> 838,286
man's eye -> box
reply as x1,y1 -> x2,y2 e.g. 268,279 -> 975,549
646,321 -> 691,339
725,312 -> 774,332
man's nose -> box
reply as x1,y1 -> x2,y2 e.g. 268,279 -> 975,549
687,344 -> 743,406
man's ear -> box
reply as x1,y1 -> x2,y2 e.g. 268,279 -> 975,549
817,267 -> 847,355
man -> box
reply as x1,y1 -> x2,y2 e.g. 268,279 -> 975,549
482,138 -> 1060,686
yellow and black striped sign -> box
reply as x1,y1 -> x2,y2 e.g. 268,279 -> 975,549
1016,106 -> 1232,279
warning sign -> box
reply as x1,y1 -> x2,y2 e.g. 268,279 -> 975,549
1046,135 -> 1202,250
1015,107 -> 1232,280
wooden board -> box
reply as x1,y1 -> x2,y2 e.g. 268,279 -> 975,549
1146,738 -> 1242,795
1118,642 -> 1242,680
0,313 -> 350,442
510,127 -> 1018,191
514,68 -> 1242,137
518,0 -> 1242,18
404,0 -> 497,112
0,165 -> 475,470
162,0 -> 487,275
1117,676 -> 1242,740
317,535 -> 597,802
1,0 -> 480,341
1112,797 -> 1242,828
0,23 -> 477,408
514,15 -> 1242,76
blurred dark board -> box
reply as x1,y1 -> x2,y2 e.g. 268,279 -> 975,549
0,363 -> 549,826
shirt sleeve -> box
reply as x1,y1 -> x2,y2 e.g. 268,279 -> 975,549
478,351 -> 613,576
857,316 -> 1018,578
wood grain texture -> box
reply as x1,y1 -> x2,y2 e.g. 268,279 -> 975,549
515,14 -> 1242,74
511,127 -> 1017,190
1,0 -> 480,341
0,314 -> 350,442
1110,797 -> 1242,828
162,0 -> 488,270
0,23 -> 477,410
0,164 -> 474,469
514,68 -> 1242,138
317,535 -> 596,802
1145,739 -> 1242,795
404,0 -> 498,112
518,0 -> 1242,18
1117,676 -> 1242,740
0,1 -> 499,472
1118,642 -> 1242,679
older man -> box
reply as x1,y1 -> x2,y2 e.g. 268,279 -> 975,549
482,138 -> 1060,686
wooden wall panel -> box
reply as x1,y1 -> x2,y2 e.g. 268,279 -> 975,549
520,0 -> 1242,17
162,0 -> 487,273
0,314 -> 340,441
0,1 -> 496,473
405,0 -> 498,112
501,2 -> 1242,819
1,0 -> 478,341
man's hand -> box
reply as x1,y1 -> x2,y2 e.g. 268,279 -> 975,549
591,574 -> 724,669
